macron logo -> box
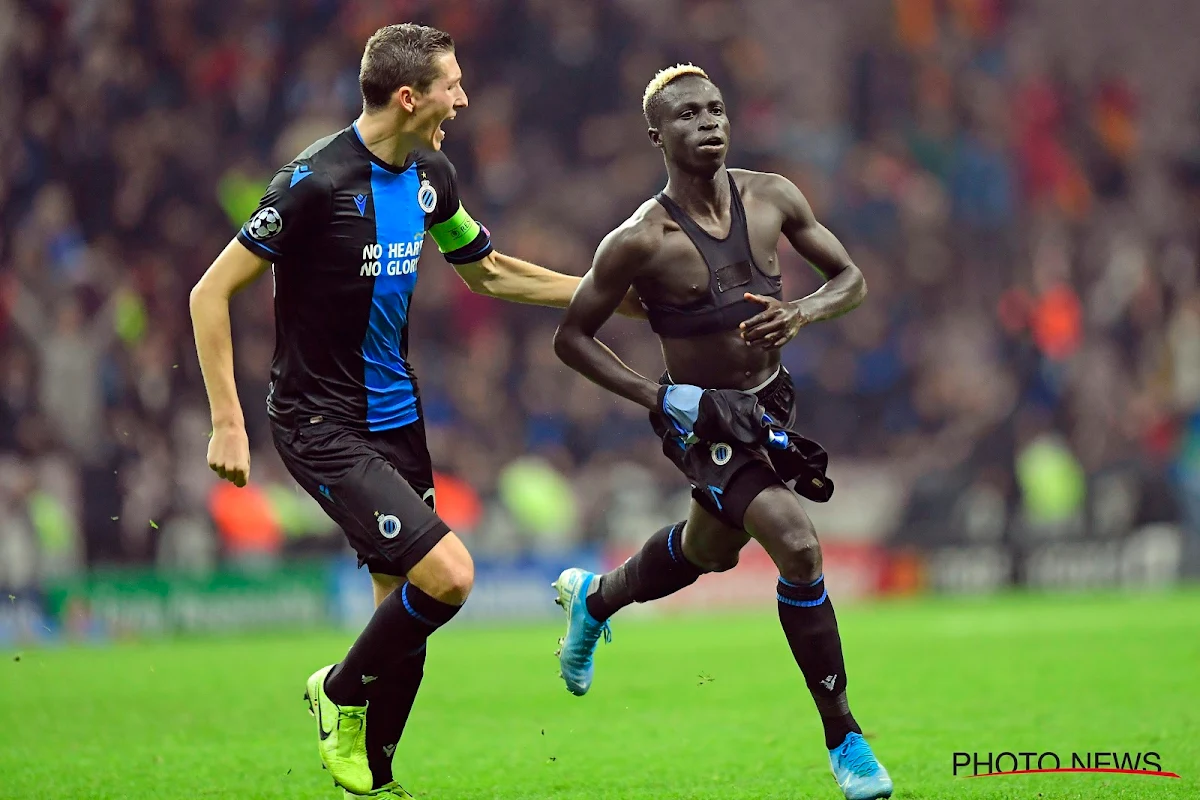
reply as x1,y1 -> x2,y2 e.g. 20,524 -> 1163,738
289,164 -> 311,187
361,675 -> 378,685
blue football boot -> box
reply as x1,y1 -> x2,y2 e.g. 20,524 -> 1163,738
551,568 -> 611,696
829,732 -> 893,799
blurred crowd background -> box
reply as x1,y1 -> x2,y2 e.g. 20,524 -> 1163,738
3,0 -> 1200,590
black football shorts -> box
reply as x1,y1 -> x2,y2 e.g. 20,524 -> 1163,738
653,368 -> 799,529
271,416 -> 450,575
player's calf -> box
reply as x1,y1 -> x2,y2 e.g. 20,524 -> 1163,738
775,573 -> 860,747
362,648 -> 425,792
584,521 -> 704,621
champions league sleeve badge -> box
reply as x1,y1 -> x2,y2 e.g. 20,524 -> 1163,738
247,206 -> 282,240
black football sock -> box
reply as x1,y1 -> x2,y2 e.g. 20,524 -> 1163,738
325,582 -> 460,706
365,646 -> 427,789
776,574 -> 862,750
585,522 -> 704,621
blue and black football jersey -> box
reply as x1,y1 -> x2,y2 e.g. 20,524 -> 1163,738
237,124 -> 492,431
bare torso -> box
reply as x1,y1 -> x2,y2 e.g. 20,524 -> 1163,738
629,169 -> 788,390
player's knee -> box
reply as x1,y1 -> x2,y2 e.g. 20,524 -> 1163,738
438,561 -> 475,605
749,495 -> 822,583
422,551 -> 475,605
778,534 -> 822,584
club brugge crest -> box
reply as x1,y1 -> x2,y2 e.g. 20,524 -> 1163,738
710,442 -> 733,465
377,514 -> 402,539
417,180 -> 437,213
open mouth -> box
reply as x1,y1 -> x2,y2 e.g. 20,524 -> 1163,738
436,113 -> 456,141
698,136 -> 725,149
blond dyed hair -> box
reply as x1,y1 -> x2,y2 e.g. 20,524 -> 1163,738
642,63 -> 711,124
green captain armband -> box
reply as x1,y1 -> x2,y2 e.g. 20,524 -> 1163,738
429,204 -> 482,254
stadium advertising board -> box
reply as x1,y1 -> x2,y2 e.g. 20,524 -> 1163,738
40,561 -> 331,638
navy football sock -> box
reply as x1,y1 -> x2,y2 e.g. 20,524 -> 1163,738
325,582 -> 460,706
776,574 -> 862,749
364,646 -> 426,789
585,522 -> 703,621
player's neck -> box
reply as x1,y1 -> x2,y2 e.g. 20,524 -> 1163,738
663,165 -> 730,220
355,111 -> 427,168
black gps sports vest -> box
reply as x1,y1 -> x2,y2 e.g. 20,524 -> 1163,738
646,174 -> 783,339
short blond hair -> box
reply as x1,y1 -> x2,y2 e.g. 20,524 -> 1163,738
642,63 -> 711,125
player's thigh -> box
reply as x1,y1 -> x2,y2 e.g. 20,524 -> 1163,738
743,484 -> 822,582
682,499 -> 751,572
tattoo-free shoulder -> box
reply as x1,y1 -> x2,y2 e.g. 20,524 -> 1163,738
728,167 -> 796,196
600,197 -> 668,263
729,168 -> 809,219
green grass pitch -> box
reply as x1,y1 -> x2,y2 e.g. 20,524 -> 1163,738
3,590 -> 1198,799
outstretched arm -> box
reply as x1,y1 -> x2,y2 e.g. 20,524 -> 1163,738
421,152 -> 643,317
454,251 -> 644,318
553,228 -> 661,410
740,176 -> 867,349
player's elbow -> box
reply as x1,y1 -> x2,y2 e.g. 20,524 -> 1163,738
552,324 -> 582,365
189,271 -> 233,327
188,277 -> 214,316
552,325 -> 571,360
845,265 -> 867,308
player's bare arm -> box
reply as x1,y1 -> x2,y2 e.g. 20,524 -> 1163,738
553,220 -> 661,409
189,238 -> 269,487
739,172 -> 867,350
416,143 -> 643,319
454,251 -> 645,319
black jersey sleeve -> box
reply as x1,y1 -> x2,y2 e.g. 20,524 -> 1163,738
236,161 -> 333,262
417,150 -> 494,265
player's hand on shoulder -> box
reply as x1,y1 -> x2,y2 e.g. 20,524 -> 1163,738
208,422 -> 251,487
739,293 -> 811,350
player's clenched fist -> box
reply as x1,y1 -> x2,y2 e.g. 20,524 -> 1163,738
208,423 -> 251,487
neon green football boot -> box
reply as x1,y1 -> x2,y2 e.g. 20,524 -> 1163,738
304,664 -> 372,795
344,782 -> 415,798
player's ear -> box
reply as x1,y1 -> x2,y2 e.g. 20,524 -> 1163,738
395,85 -> 417,113
647,127 -> 663,150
